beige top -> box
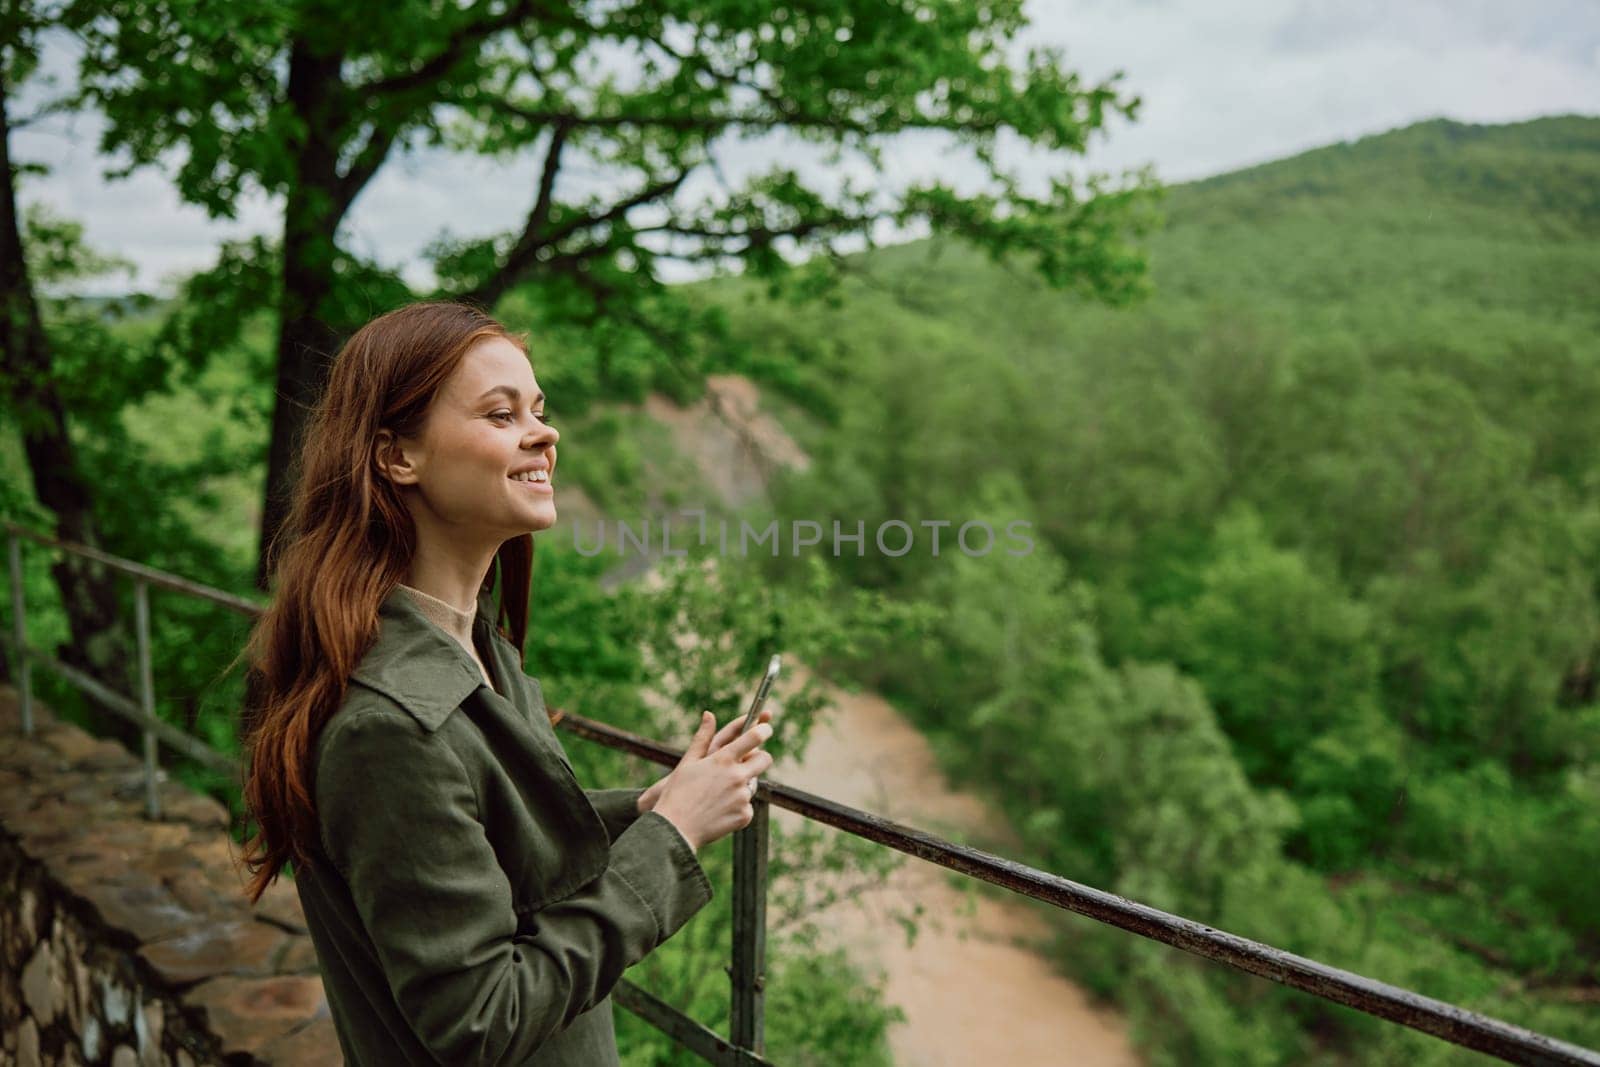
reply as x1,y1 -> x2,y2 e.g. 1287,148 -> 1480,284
398,583 -> 496,693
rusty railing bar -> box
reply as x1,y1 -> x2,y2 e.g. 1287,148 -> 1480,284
2,522 -> 265,617
729,795 -> 771,1055
612,977 -> 775,1066
19,643 -> 237,776
7,532 -> 34,736
133,577 -> 162,819
553,708 -> 1600,1067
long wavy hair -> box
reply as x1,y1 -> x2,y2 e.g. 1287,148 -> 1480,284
238,301 -> 540,902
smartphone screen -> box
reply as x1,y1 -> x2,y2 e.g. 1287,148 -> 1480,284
740,654 -> 782,734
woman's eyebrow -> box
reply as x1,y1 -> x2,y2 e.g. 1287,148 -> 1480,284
477,385 -> 545,404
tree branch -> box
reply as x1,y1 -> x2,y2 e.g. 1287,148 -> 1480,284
350,0 -> 553,103
639,208 -> 887,257
644,33 -> 806,127
546,168 -> 694,247
475,96 -> 874,136
331,123 -> 399,217
5,99 -> 72,131
455,162 -> 694,308
516,118 -> 569,253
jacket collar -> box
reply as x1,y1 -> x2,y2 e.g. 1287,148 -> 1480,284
349,581 -> 508,733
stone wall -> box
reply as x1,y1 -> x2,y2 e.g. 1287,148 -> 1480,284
0,685 -> 340,1066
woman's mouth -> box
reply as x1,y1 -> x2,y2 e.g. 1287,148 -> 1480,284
509,470 -> 553,494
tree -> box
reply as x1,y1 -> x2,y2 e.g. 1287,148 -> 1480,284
0,1 -> 140,729
65,0 -> 1159,589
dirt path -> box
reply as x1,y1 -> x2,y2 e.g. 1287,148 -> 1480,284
762,662 -> 1141,1066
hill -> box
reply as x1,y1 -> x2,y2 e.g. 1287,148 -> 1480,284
672,114 -> 1600,1065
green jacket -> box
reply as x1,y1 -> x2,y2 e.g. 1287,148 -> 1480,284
294,582 -> 714,1065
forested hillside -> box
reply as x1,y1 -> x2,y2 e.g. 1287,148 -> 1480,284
691,115 -> 1600,1064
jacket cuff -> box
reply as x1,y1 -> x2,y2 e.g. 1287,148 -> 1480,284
584,786 -> 647,844
609,810 -> 714,941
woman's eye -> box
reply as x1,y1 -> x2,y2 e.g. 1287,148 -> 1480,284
489,410 -> 553,426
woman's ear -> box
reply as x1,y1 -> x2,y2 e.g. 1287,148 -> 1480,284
373,428 -> 421,486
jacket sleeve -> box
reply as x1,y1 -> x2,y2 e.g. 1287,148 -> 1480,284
317,712 -> 714,1065
584,786 -> 647,843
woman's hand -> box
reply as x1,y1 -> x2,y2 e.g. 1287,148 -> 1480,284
637,705 -> 775,814
652,713 -> 775,852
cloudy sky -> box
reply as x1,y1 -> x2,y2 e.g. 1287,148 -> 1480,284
12,0 -> 1600,294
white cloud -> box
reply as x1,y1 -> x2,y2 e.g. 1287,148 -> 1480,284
10,0 -> 1600,295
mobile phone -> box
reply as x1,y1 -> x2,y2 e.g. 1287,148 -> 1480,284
740,654 -> 782,735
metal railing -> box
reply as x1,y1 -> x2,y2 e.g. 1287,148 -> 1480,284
4,522 -> 250,815
3,520 -> 1598,1067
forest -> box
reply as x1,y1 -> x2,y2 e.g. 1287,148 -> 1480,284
726,114 -> 1600,1065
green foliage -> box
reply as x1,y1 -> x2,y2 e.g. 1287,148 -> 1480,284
63,0 -> 1160,429
1150,508 -> 1379,763
1,1 -> 56,92
1145,507 -> 1407,869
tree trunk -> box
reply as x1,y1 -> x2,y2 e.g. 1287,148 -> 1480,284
254,38 -> 348,592
0,76 -> 138,744
257,274 -> 340,591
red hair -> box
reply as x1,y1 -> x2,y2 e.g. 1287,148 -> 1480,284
237,301 -> 540,902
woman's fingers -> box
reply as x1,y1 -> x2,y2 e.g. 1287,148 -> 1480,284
721,721 -> 772,761
708,706 -> 775,754
707,722 -> 736,755
729,706 -> 773,736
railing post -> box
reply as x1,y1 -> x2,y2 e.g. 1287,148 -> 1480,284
727,793 -> 770,1061
8,532 -> 33,736
133,577 -> 160,819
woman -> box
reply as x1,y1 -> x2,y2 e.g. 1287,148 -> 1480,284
237,301 -> 774,1065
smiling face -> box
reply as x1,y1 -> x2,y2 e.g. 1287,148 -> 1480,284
376,335 -> 560,547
